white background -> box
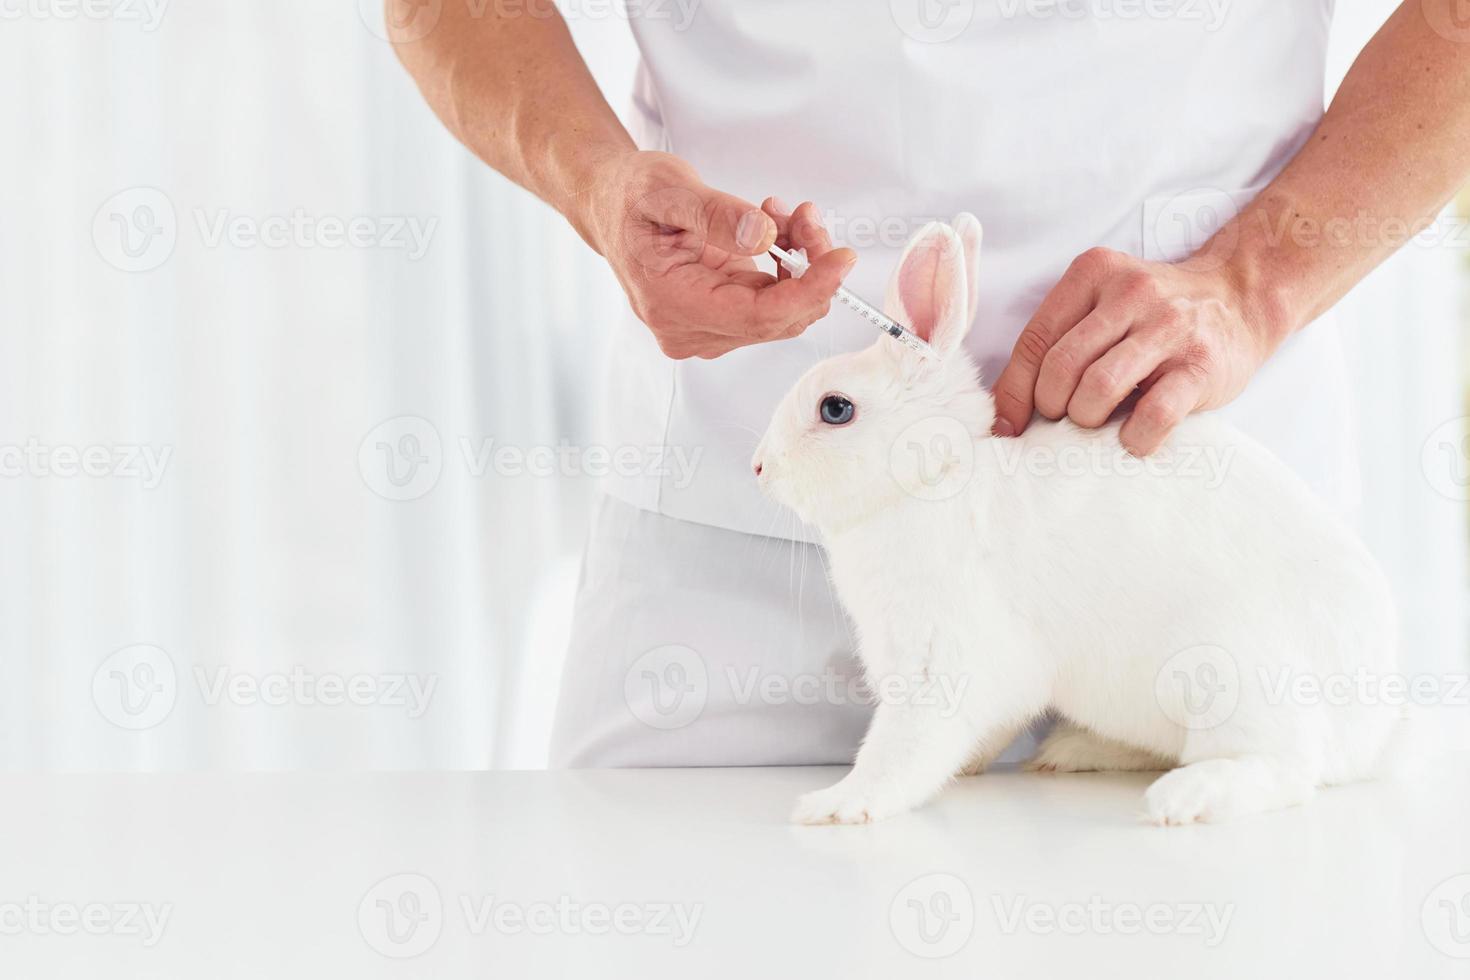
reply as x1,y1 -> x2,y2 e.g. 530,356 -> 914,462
0,0 -> 1463,770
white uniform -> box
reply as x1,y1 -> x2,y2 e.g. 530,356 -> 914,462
550,0 -> 1356,767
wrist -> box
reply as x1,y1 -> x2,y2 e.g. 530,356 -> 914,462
547,140 -> 639,256
1217,248 -> 1297,359
1182,199 -> 1304,358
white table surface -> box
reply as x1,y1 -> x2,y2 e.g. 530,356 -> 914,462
3,756 -> 1469,979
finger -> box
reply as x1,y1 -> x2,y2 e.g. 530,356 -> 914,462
787,202 -> 835,261
990,260 -> 1102,436
695,184 -> 776,258
1066,333 -> 1171,428
1119,366 -> 1207,456
1033,308 -> 1129,420
709,246 -> 858,341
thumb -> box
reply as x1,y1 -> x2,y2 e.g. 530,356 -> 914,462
696,185 -> 777,257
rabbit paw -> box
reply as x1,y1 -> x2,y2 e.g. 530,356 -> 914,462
1026,726 -> 1170,773
791,782 -> 904,825
1144,763 -> 1245,825
1145,757 -> 1315,825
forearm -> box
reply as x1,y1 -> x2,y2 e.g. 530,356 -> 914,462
386,0 -> 635,250
1207,0 -> 1470,346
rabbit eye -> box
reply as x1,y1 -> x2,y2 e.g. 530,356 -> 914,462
819,394 -> 855,426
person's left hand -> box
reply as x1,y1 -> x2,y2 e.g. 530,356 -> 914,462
989,247 -> 1286,456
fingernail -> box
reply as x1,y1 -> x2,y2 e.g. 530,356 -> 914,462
839,253 -> 858,278
737,210 -> 769,252
770,197 -> 792,215
993,418 -> 1016,438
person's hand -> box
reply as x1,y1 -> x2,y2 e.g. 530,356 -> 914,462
989,247 -> 1286,455
582,151 -> 857,360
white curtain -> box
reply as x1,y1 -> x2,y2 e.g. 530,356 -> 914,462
0,1 -> 1461,771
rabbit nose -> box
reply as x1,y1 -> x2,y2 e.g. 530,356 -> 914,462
753,460 -> 764,477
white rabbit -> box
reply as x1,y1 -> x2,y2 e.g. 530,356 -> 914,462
752,216 -> 1400,825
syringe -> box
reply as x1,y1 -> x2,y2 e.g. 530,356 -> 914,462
768,244 -> 936,360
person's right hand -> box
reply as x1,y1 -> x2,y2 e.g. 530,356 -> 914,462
582,151 -> 857,360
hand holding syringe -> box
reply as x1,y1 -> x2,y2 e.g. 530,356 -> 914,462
768,243 -> 936,359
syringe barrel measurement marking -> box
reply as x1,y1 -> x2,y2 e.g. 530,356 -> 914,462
768,245 -> 936,359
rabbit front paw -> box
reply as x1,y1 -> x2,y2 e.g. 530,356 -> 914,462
791,781 -> 906,825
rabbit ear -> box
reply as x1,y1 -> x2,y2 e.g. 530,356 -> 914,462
953,212 -> 983,331
884,221 -> 971,358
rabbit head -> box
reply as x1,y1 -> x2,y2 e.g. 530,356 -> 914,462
752,214 -> 995,531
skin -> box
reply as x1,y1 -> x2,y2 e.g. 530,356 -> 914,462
390,0 -> 1470,453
